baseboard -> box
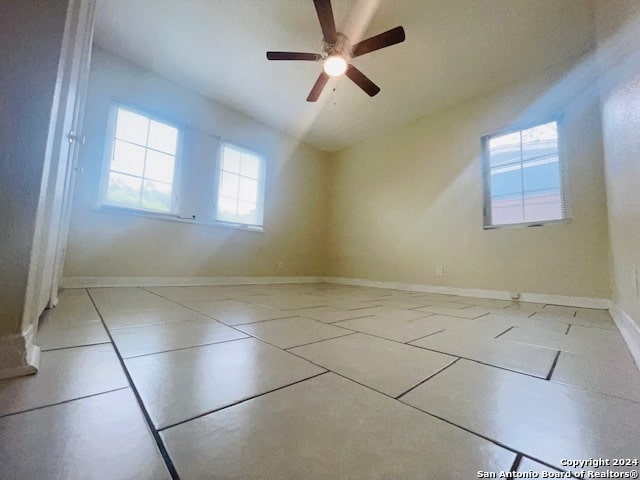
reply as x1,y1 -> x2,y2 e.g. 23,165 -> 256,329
62,275 -> 325,288
324,276 -> 611,309
609,304 -> 640,370
62,274 -> 611,309
0,325 -> 41,380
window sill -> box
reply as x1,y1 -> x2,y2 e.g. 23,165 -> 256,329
483,217 -> 572,230
92,205 -> 265,233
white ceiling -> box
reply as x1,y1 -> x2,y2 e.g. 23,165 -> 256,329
94,0 -> 595,152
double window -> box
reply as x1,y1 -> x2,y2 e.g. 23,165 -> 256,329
100,104 -> 266,229
482,119 -> 568,228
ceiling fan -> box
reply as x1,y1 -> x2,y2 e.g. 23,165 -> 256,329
266,0 -> 406,102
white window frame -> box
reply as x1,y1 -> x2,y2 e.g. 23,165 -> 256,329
98,102 -> 182,216
481,116 -> 570,229
213,142 -> 266,228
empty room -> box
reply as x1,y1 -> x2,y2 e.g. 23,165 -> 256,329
2,0 -> 640,478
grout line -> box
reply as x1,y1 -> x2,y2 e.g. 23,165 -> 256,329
395,358 -> 461,400
157,370 -> 329,432
545,351 -> 561,381
121,335 -> 250,360
326,314 -> 375,324
404,329 -> 446,344
231,315 -> 301,326
0,386 -> 130,419
39,341 -> 112,352
279,304 -> 330,311
396,398 -> 569,475
510,454 -> 523,472
87,290 -> 181,480
494,326 -> 514,339
409,344 -> 549,380
284,332 -> 358,350
348,304 -> 383,311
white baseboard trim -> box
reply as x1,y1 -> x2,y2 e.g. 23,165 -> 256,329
61,274 -> 610,309
62,275 -> 325,289
324,276 -> 611,309
0,325 -> 41,380
609,304 -> 640,370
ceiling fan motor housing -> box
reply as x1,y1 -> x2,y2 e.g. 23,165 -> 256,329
322,32 -> 350,59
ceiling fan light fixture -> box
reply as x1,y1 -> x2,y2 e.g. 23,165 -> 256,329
323,55 -> 347,77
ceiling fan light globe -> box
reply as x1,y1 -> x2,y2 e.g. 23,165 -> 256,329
323,55 -> 348,77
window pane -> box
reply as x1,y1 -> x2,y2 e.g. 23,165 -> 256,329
145,150 -> 175,183
115,108 -> 149,145
141,179 -> 172,212
220,172 -> 239,197
222,146 -> 241,174
484,120 -> 565,226
524,193 -> 562,222
217,195 -> 238,220
148,120 -> 178,154
240,153 -> 260,178
111,140 -> 145,177
106,172 -> 142,207
238,177 -> 258,202
488,131 -> 520,168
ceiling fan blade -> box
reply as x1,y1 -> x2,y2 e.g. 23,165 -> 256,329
345,65 -> 380,97
266,52 -> 321,61
351,26 -> 405,58
306,72 -> 330,102
313,0 -> 337,44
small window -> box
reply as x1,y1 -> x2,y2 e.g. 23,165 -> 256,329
215,143 -> 265,227
482,119 -> 568,228
102,105 -> 179,213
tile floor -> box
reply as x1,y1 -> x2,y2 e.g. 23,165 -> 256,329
1,283 -> 639,479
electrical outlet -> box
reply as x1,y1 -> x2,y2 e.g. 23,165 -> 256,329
278,260 -> 284,271
436,265 -> 444,276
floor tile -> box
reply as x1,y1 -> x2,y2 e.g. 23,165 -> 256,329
183,299 -> 255,317
501,302 -> 546,315
414,305 -> 493,319
111,319 -> 248,358
477,312 -> 570,333
0,344 -> 127,417
45,289 -> 100,325
335,315 -> 446,343
401,360 -> 640,473
144,285 -> 238,303
551,351 -> 640,402
125,338 -> 325,429
542,304 -> 577,316
290,333 -> 457,397
287,305 -> 375,323
0,389 -> 170,480
88,287 -> 180,316
161,373 -> 515,479
517,458 -> 563,474
37,319 -> 110,351
103,307 -> 211,330
36,289 -> 110,350
205,304 -> 295,325
500,325 -> 629,360
234,316 -> 352,349
410,329 -> 557,377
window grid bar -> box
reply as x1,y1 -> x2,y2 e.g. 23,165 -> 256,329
220,168 -> 259,181
490,152 -> 558,170
114,137 -> 177,157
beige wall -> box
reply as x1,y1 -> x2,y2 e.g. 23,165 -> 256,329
326,62 -> 611,299
64,48 -> 328,279
596,1 -> 640,323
